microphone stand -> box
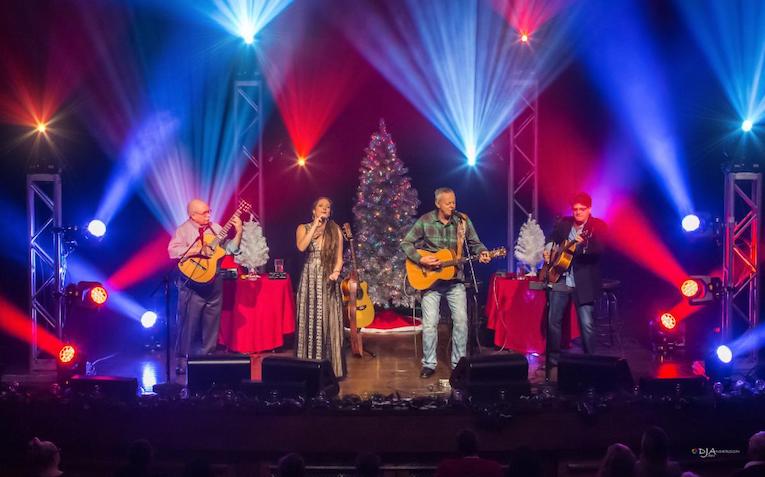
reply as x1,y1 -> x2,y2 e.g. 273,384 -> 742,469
460,219 -> 482,357
152,273 -> 182,397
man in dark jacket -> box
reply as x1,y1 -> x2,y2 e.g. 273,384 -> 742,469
543,192 -> 607,365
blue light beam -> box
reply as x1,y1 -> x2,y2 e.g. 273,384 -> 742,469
577,0 -> 693,217
678,0 -> 765,126
343,0 -> 581,165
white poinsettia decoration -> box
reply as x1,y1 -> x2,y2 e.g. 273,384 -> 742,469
234,216 -> 269,277
514,216 -> 545,273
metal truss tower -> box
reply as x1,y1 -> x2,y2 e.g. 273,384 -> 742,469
722,171 -> 761,340
507,80 -> 539,272
27,173 -> 63,372
233,78 -> 264,226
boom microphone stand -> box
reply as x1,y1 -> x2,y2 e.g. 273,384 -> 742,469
152,273 -> 182,396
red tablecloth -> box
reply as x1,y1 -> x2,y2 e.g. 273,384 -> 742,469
219,275 -> 296,353
485,274 -> 579,353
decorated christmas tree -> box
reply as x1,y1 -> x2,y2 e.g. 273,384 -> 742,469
350,119 -> 419,307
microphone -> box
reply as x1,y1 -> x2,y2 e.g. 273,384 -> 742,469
452,210 -> 467,221
319,216 -> 328,224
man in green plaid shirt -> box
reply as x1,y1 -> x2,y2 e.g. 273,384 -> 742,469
401,187 -> 490,378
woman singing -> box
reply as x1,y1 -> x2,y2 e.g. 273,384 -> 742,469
295,197 -> 344,378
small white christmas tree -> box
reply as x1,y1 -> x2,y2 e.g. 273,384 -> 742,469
514,216 -> 545,274
235,217 -> 269,279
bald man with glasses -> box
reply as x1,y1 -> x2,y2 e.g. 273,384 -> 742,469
168,199 -> 242,374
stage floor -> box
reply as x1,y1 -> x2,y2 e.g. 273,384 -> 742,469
91,324 -> 700,396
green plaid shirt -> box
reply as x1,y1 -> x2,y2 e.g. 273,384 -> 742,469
401,210 -> 488,281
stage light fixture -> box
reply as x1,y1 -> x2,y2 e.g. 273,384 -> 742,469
659,312 -> 677,331
681,214 -> 700,232
684,275 -> 722,305
86,219 -> 106,238
704,345 -> 734,380
66,281 -> 108,308
650,311 -> 686,359
742,119 -> 754,132
59,344 -> 77,364
520,33 -> 529,43
88,286 -> 108,306
140,311 -> 158,329
297,156 -> 306,167
36,122 -> 47,134
680,278 -> 701,298
716,345 -> 732,364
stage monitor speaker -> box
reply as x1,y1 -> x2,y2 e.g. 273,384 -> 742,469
69,375 -> 138,402
187,354 -> 251,392
558,354 -> 633,394
450,353 -> 531,401
450,353 -> 529,388
261,356 -> 339,398
639,376 -> 706,397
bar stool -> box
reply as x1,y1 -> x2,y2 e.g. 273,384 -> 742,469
596,279 -> 621,347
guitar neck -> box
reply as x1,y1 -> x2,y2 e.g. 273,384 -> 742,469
211,209 -> 243,247
439,255 -> 475,268
348,238 -> 360,279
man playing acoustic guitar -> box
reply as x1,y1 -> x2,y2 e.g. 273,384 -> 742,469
401,187 -> 490,379
168,199 -> 242,374
542,192 -> 607,367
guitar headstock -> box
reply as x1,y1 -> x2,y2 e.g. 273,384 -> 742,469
342,223 -> 353,241
237,200 -> 252,215
489,247 -> 507,258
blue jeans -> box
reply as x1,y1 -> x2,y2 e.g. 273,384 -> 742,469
547,289 -> 595,363
421,282 -> 467,370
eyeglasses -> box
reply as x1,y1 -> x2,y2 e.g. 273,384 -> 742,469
193,209 -> 211,215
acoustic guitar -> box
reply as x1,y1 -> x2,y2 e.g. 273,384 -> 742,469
538,229 -> 591,284
340,223 -> 375,357
177,200 -> 252,283
405,247 -> 507,291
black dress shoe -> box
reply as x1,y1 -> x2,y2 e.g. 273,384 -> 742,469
419,367 -> 436,379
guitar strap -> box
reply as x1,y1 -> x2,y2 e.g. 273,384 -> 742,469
455,217 -> 465,260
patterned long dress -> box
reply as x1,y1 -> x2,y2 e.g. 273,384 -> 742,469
295,225 -> 345,378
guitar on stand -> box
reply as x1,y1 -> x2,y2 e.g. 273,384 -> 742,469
177,200 -> 252,283
340,223 -> 375,358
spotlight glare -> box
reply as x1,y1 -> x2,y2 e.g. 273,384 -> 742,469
86,219 -> 107,238
240,24 -> 255,44
680,279 -> 701,298
742,119 -> 753,132
716,345 -> 732,364
36,122 -> 47,134
520,33 -> 529,43
59,345 -> 76,364
466,145 -> 477,166
297,156 -> 306,167
659,312 -> 677,331
681,214 -> 700,232
140,311 -> 158,329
